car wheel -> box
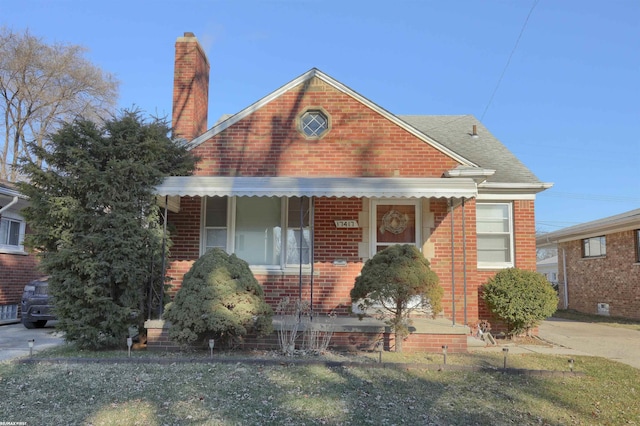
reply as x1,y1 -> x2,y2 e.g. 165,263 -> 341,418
22,319 -> 47,329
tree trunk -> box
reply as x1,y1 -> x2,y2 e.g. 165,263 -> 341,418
394,307 -> 403,352
395,329 -> 403,352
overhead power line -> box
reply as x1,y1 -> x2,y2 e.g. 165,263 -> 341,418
480,0 -> 540,121
539,191 -> 640,204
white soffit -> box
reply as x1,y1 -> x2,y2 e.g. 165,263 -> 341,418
155,176 -> 477,199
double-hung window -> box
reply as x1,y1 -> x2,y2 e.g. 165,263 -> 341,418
203,196 -> 311,268
636,230 -> 640,263
583,236 -> 606,258
476,202 -> 514,268
0,215 -> 24,252
286,197 -> 311,265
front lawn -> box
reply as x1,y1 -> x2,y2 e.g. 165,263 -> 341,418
1,346 -> 638,425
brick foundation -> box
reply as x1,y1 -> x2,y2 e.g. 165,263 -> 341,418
145,318 -> 468,354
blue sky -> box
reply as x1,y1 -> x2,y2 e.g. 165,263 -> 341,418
4,0 -> 639,232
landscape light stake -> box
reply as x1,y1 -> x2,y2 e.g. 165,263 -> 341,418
28,339 -> 34,357
442,345 -> 448,365
209,339 -> 215,359
377,340 -> 383,364
502,347 -> 509,368
127,337 -> 132,357
568,358 -> 574,372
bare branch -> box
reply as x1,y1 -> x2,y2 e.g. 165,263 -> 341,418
0,27 -> 119,181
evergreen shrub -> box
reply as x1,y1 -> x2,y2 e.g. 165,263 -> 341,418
164,248 -> 273,347
350,244 -> 442,352
482,268 -> 559,336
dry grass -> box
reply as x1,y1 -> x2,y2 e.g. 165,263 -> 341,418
1,344 -> 639,425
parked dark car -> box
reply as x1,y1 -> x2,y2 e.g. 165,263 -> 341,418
21,277 -> 56,329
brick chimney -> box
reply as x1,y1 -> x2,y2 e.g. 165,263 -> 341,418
172,32 -> 210,142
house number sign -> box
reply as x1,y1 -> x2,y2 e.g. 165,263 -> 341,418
334,220 -> 359,228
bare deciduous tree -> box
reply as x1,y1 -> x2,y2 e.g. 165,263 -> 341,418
0,27 -> 119,181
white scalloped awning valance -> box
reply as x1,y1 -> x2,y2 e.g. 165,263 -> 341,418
155,176 -> 477,199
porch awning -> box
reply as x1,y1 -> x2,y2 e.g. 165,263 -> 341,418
155,176 -> 477,199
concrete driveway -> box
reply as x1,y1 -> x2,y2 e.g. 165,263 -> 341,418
0,321 -> 65,362
538,317 -> 640,370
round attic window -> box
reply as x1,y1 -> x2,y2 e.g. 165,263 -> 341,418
300,110 -> 329,138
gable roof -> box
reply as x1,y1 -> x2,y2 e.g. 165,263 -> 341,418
187,68 -> 474,167
537,208 -> 640,246
182,68 -> 550,193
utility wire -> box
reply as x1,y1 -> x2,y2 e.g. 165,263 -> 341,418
480,0 -> 540,122
539,191 -> 640,203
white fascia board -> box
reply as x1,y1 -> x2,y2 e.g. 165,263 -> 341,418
476,193 -> 537,201
0,186 -> 28,199
479,182 -> 553,195
537,208 -> 640,244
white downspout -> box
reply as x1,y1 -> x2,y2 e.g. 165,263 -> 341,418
0,196 -> 19,215
562,248 -> 568,309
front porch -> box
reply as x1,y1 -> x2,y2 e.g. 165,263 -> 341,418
145,316 -> 470,354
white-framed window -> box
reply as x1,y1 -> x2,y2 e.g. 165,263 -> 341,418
202,196 -> 311,269
0,213 -> 25,252
583,236 -> 606,258
370,199 -> 420,254
286,197 -> 311,266
476,202 -> 514,268
299,109 -> 329,138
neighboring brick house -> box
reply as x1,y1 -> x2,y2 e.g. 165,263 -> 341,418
149,33 -> 551,350
537,209 -> 640,320
0,180 -> 41,324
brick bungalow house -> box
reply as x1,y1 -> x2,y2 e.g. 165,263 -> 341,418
0,180 -> 41,324
147,32 -> 551,352
537,209 -> 640,320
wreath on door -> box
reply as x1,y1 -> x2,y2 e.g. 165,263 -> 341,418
379,209 -> 409,235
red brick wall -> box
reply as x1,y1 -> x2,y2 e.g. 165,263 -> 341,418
191,77 -> 459,178
164,75 -> 539,330
558,230 -> 640,320
146,321 -> 468,354
0,251 -> 42,313
172,33 -> 209,142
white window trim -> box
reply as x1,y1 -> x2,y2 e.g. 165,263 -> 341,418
476,201 -> 514,269
201,196 -> 313,272
582,235 -> 606,258
0,211 -> 26,254
284,198 -> 312,268
369,198 -> 421,255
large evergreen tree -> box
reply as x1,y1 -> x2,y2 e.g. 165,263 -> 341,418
18,111 -> 196,349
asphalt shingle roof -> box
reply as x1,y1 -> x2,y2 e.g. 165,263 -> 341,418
398,114 -> 542,184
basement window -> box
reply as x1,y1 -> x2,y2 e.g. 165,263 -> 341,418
300,110 -> 329,138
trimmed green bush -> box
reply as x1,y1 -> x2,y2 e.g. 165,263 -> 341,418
164,248 -> 273,347
350,244 -> 442,352
482,268 -> 558,336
